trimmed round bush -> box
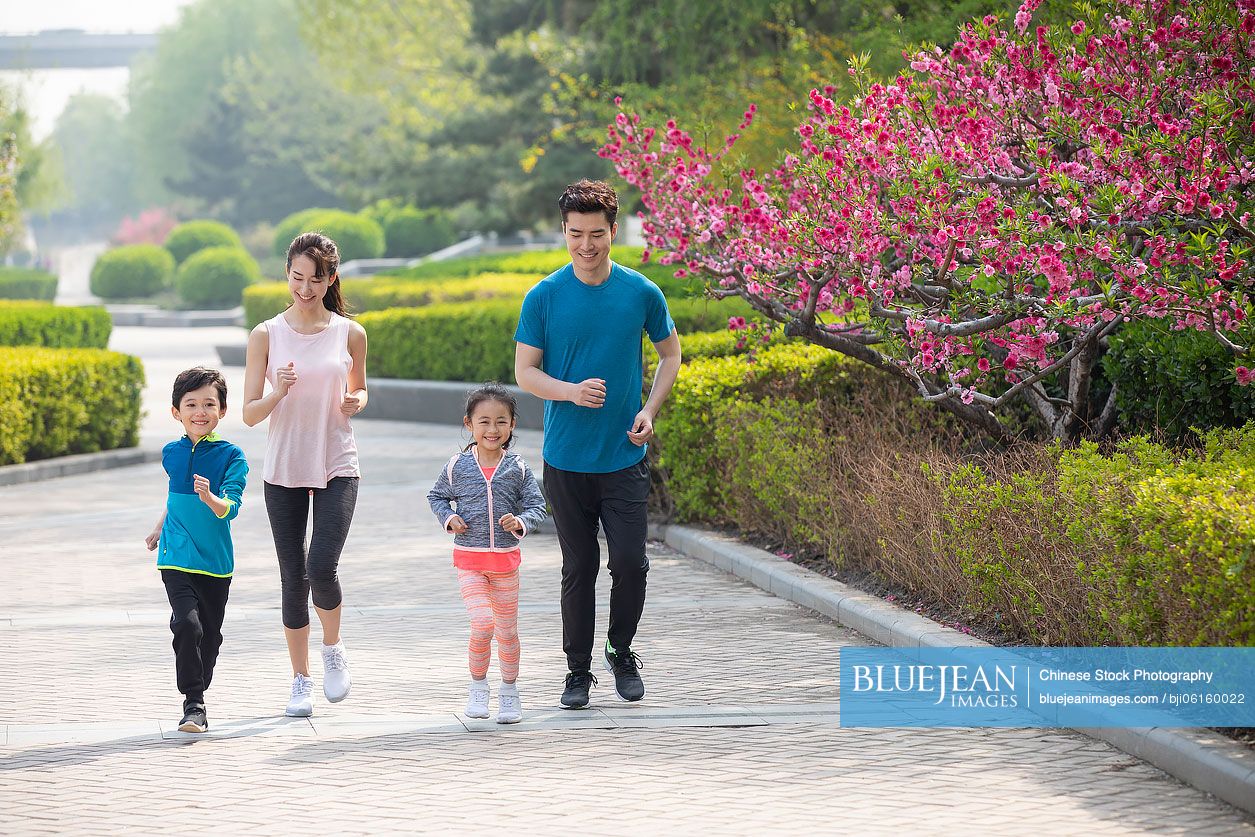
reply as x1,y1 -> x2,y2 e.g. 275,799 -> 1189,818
164,220 -> 243,265
384,207 -> 457,257
273,207 -> 335,258
175,247 -> 261,308
90,245 -> 175,299
0,266 -> 58,300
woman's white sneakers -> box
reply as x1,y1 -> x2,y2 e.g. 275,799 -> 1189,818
321,642 -> 352,703
496,682 -> 522,724
286,673 -> 314,717
465,679 -> 491,719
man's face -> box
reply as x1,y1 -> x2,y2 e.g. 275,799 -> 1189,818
563,211 -> 617,275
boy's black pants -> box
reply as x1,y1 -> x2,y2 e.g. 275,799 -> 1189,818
544,460 -> 650,672
161,569 -> 231,704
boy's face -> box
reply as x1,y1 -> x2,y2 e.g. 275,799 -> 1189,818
563,211 -> 616,276
172,383 -> 225,442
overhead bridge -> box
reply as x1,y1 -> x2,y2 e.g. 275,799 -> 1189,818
0,31 -> 158,70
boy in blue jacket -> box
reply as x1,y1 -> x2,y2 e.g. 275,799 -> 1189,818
145,367 -> 248,733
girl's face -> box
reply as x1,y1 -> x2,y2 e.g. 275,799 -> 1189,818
465,399 -> 515,453
287,253 -> 335,310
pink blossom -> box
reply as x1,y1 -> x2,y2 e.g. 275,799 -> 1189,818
1237,366 -> 1255,386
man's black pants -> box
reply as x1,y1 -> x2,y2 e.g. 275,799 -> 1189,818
161,569 -> 231,704
544,460 -> 650,672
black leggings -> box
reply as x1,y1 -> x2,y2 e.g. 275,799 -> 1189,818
264,477 -> 359,629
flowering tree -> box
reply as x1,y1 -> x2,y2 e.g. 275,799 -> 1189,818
601,0 -> 1255,443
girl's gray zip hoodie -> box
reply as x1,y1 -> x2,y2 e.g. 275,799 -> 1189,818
427,447 -> 547,551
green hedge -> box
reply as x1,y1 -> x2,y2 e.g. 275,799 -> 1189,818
384,206 -> 458,257
0,302 -> 111,348
0,347 -> 144,464
1103,319 -> 1255,442
0,267 -> 57,300
164,220 -> 243,265
90,245 -> 175,299
274,209 -> 385,263
654,341 -> 1255,646
175,247 -> 259,308
361,300 -> 521,382
273,208 -> 336,258
243,273 -> 539,327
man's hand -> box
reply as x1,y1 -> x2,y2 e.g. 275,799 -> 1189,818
499,513 -> 525,536
570,378 -> 607,408
446,514 -> 469,534
275,361 -> 297,397
627,409 -> 654,445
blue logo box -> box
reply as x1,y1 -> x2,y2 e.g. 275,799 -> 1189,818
839,647 -> 1255,727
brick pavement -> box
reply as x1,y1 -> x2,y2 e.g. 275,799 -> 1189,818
0,326 -> 1251,835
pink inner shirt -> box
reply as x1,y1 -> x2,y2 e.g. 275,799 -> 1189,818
263,311 -> 360,489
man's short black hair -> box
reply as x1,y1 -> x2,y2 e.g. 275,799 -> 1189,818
559,179 -> 619,226
172,366 -> 228,409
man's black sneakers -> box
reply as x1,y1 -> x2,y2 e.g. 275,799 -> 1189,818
559,670 -> 597,709
178,701 -> 208,733
604,644 -> 645,702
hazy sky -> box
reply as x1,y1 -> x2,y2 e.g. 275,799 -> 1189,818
2,0 -> 196,35
2,1 -> 198,139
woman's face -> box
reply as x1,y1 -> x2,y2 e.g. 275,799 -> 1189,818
287,253 -> 335,310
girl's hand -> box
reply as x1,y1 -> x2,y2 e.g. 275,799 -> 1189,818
275,362 -> 297,397
340,392 -> 361,416
446,515 -> 469,534
145,530 -> 160,551
499,513 -> 524,535
193,473 -> 212,500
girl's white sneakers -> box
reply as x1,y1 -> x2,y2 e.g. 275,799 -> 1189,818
466,679 -> 491,719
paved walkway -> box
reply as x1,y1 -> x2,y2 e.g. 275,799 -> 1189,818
1,326 -> 1252,834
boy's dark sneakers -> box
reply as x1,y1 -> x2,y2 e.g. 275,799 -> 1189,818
559,670 -> 597,709
178,702 -> 208,733
604,645 -> 645,702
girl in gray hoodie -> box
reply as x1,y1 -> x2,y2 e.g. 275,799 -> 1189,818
428,384 -> 547,723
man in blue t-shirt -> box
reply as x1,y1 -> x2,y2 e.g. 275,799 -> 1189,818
515,179 -> 682,710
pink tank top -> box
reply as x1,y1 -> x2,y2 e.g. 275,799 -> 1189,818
263,311 -> 360,488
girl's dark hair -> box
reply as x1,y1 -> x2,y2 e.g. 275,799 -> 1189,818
286,231 -> 348,317
172,366 -> 228,409
463,382 -> 518,452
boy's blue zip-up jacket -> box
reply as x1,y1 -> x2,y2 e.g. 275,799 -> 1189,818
427,448 -> 547,551
158,432 -> 248,577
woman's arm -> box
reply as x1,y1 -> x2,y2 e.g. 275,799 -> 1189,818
341,321 -> 369,416
243,323 -> 293,426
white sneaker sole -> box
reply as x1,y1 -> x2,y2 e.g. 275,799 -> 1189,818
285,704 -> 313,717
325,686 -> 350,704
465,708 -> 490,719
496,715 -> 522,724
177,720 -> 207,733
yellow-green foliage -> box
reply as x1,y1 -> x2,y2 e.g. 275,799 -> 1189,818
0,347 -> 144,464
0,267 -> 57,300
0,302 -> 111,348
243,273 -> 539,327
360,300 -> 521,382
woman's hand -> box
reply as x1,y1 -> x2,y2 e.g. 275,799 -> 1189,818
340,391 -> 362,416
275,361 -> 297,397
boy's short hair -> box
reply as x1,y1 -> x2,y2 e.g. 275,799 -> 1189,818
172,367 -> 228,409
559,179 -> 618,226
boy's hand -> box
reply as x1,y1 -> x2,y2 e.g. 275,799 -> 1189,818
499,513 -> 524,535
446,514 -> 469,534
145,530 -> 160,551
340,392 -> 361,416
275,361 -> 297,396
193,473 -> 212,500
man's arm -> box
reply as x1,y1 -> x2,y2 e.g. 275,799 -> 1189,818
514,342 -> 607,408
628,330 -> 681,445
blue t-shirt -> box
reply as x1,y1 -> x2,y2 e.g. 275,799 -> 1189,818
515,261 -> 675,473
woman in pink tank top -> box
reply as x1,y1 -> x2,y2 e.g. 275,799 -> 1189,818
243,232 -> 368,718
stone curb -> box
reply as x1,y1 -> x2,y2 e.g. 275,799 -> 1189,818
109,306 -> 243,328
651,522 -> 1255,817
0,447 -> 162,487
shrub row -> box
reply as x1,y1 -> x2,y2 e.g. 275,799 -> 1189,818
272,209 -> 385,263
0,267 -> 57,300
361,300 -> 521,382
0,347 -> 144,465
0,302 -> 111,348
652,342 -> 1255,646
243,273 -> 539,327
